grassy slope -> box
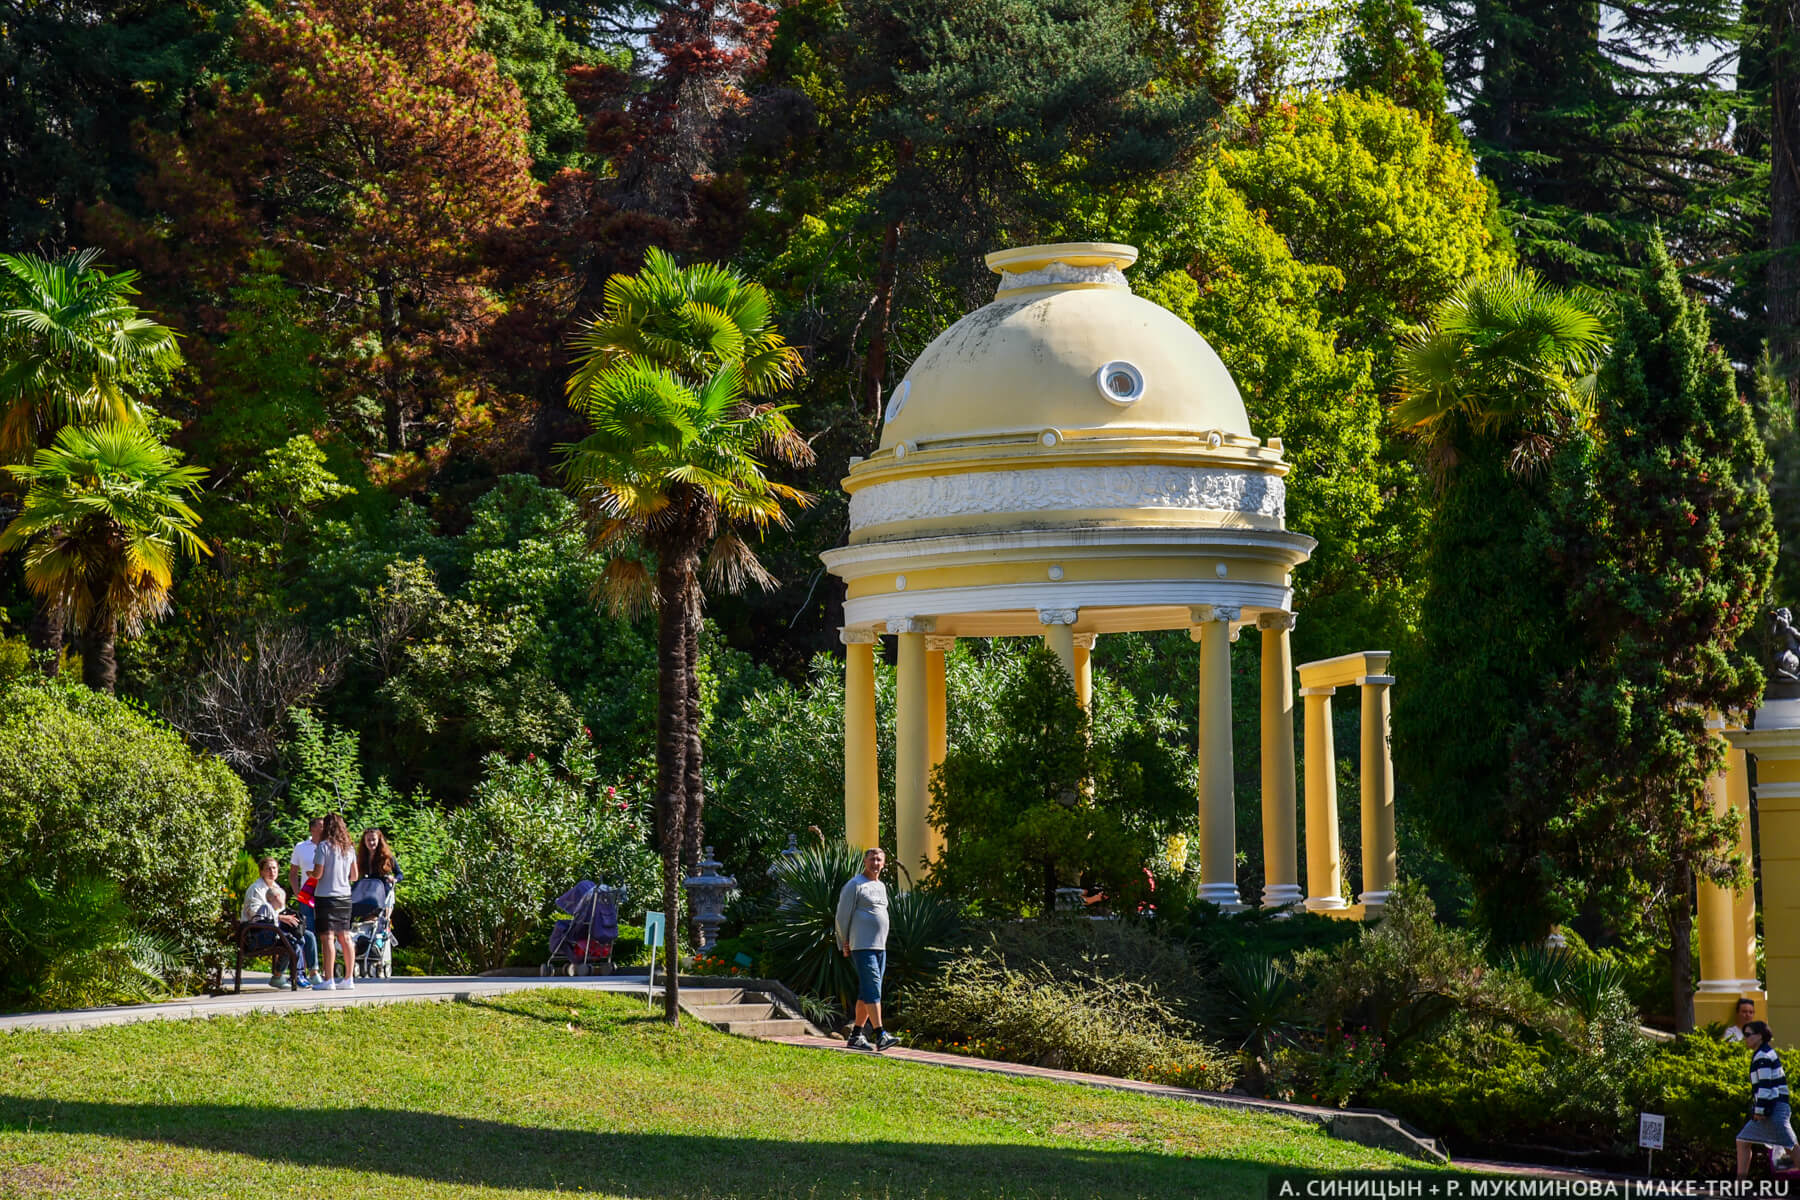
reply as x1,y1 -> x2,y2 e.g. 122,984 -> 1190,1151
1,989 -> 1422,1199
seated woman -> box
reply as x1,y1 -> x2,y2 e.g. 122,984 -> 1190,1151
240,857 -> 315,990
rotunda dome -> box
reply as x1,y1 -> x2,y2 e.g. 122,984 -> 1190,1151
878,243 -> 1251,448
823,241 -> 1312,640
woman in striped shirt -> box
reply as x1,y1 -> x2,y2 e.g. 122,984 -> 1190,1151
1736,1020 -> 1797,1178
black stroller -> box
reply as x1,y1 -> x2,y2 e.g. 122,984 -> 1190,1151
350,876 -> 396,979
541,880 -> 623,977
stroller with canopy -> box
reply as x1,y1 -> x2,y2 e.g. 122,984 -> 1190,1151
350,876 -> 397,979
542,880 -> 623,976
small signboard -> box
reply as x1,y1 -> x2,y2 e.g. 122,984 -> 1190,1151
1639,1112 -> 1666,1150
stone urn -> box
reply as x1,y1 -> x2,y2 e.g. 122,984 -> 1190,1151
770,833 -> 802,911
682,846 -> 737,953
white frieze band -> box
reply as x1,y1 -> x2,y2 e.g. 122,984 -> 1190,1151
996,263 -> 1129,291
848,465 -> 1284,532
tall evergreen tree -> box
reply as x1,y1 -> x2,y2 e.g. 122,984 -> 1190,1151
1518,235 -> 1776,1029
1389,270 -> 1610,943
838,0 -> 1212,417
1423,0 -> 1758,285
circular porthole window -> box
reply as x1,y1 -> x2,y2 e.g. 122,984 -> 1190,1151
884,380 -> 911,421
1095,361 -> 1146,405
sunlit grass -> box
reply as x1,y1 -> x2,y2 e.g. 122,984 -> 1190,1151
0,988 -> 1424,1198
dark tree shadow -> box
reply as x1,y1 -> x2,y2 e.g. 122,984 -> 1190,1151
0,1095 -> 1390,1198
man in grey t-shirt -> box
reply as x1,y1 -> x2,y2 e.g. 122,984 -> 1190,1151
836,847 -> 897,1051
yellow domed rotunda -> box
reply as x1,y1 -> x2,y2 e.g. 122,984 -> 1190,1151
824,243 -> 1399,915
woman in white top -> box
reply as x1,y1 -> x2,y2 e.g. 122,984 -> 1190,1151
308,812 -> 361,990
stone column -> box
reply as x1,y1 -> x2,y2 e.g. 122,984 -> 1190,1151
1072,633 -> 1096,711
1752,748 -> 1800,1039
892,618 -> 932,891
1258,612 -> 1302,909
1193,605 -> 1242,909
925,634 -> 954,867
1039,608 -> 1079,685
1302,684 -> 1346,912
841,629 -> 880,852
1357,672 -> 1397,915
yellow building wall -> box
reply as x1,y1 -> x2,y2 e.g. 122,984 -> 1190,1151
1755,755 -> 1800,1039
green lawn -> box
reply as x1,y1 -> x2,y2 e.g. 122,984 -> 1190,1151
1,989 -> 1424,1199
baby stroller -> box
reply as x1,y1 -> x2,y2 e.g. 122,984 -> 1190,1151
542,880 -> 623,977
350,876 -> 397,979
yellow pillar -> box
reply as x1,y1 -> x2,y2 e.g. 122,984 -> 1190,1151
925,635 -> 953,868
893,620 -> 931,892
1358,672 -> 1396,915
841,630 -> 879,852
1072,633 -> 1095,712
1193,605 -> 1242,909
1039,608 -> 1078,685
1739,720 -> 1800,1039
1302,685 -> 1346,912
1695,730 -> 1741,1027
1728,742 -> 1762,1013
1258,612 -> 1302,909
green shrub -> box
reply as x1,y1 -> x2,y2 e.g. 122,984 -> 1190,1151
0,677 -> 250,974
1366,1025 -> 1744,1174
0,874 -> 186,1011
967,916 -> 1207,1026
898,955 -> 1237,1090
407,735 -> 660,972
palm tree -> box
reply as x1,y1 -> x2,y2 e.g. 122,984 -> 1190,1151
0,424 -> 209,693
563,250 -> 811,1025
1393,267 -> 1609,479
0,249 -> 183,664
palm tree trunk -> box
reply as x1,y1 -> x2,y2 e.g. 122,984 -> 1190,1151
26,598 -> 64,676
655,546 -> 696,1025
79,608 -> 117,693
683,587 -> 704,875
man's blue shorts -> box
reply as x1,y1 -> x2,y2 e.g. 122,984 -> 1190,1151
851,948 -> 886,1005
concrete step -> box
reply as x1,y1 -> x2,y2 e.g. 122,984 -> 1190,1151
684,1002 -> 780,1023
713,1017 -> 811,1038
679,987 -> 769,1006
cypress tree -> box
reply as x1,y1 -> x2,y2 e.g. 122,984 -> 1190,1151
1520,233 -> 1776,1029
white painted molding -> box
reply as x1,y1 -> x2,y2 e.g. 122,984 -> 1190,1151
887,616 -> 935,635
1072,633 -> 1098,650
1037,608 -> 1080,626
1261,884 -> 1305,909
1356,675 -> 1397,687
847,464 -> 1286,532
839,628 -> 879,645
844,579 -> 1292,632
1257,611 -> 1298,632
1298,685 -> 1337,698
1305,895 -> 1349,912
1753,782 -> 1800,799
1696,978 -> 1766,993
996,262 -> 1129,291
1189,604 -> 1241,624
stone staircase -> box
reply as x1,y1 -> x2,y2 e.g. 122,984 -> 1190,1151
678,984 -> 820,1038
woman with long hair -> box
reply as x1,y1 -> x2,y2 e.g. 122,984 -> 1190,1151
1737,1020 -> 1797,1178
357,827 -> 398,882
308,812 -> 361,989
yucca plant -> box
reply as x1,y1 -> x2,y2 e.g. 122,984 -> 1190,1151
763,840 -> 865,1007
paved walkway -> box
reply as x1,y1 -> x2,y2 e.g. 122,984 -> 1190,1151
0,974 -> 659,1034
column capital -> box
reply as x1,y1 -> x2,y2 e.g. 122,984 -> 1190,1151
1189,604 -> 1241,625
888,616 -> 935,635
1037,607 -> 1080,626
1299,685 -> 1337,697
924,634 -> 957,653
1072,633 -> 1097,650
1355,674 -> 1396,687
1257,610 -> 1298,632
839,628 -> 880,645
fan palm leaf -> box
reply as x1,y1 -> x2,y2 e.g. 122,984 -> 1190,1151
0,250 -> 181,463
1393,268 -> 1609,479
